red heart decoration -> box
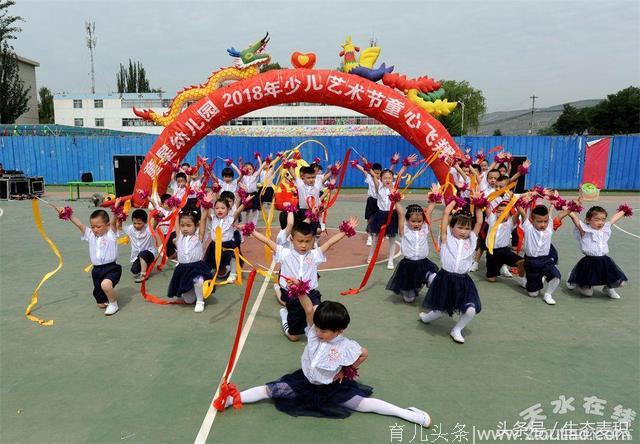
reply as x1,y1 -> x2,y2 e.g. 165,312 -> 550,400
291,51 -> 317,69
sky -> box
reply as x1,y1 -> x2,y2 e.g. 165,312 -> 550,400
11,0 -> 640,112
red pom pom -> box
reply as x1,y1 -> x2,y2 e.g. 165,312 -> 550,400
428,192 -> 443,204
532,185 -> 545,197
312,157 -> 321,165
238,188 -> 248,200
460,156 -> 473,167
211,182 -> 221,193
362,162 -> 372,172
445,195 -> 467,209
553,197 -> 567,211
475,152 -> 486,162
342,365 -> 359,380
166,196 -> 181,208
292,151 -> 301,160
58,206 -> 73,220
617,203 -> 633,217
472,194 -> 489,209
283,160 -> 297,169
402,157 -> 415,167
224,158 -> 233,166
458,182 -> 468,192
567,200 -> 583,213
287,279 -> 312,299
390,154 -> 400,165
517,164 -> 529,175
330,164 -> 341,175
350,159 -> 359,168
112,205 -> 128,222
199,197 -> 214,209
339,220 -> 356,237
389,191 -> 402,203
305,209 -> 320,222
137,189 -> 149,200
263,156 -> 272,165
515,198 -> 531,210
170,162 -> 181,173
326,182 -> 336,191
152,211 -> 164,222
253,151 -> 261,159
283,203 -> 297,214
241,222 -> 255,236
276,151 -> 284,159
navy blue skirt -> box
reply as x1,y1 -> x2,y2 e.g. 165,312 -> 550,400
204,240 -> 237,272
422,269 -> 481,315
364,196 -> 378,220
259,186 -> 274,203
167,261 -> 213,297
368,210 -> 398,237
386,257 -> 438,295
243,191 -> 261,211
266,369 -> 373,419
568,255 -> 627,288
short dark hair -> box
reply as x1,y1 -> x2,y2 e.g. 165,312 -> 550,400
405,204 -> 424,221
471,164 -> 481,173
313,164 -> 323,172
371,162 -> 382,171
176,172 -> 187,181
221,167 -> 234,178
532,205 -> 549,217
215,197 -> 230,208
498,163 -> 508,170
313,301 -> 350,331
131,209 -> 148,223
181,162 -> 190,168
291,222 -> 313,237
586,206 -> 607,219
449,211 -> 473,229
487,169 -> 500,176
90,209 -> 110,223
299,166 -> 315,176
220,191 -> 235,202
497,175 -> 510,182
160,193 -> 171,203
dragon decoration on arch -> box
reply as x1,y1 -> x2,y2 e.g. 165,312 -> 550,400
132,33 -> 457,128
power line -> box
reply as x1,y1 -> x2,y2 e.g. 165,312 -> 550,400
529,95 -> 538,135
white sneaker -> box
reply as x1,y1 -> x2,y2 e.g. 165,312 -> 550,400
419,312 -> 430,323
366,255 -> 372,264
604,287 -> 621,299
469,261 -> 479,272
408,406 -> 432,428
366,235 -> 372,246
500,265 -> 512,277
543,293 -> 556,305
104,302 -> 119,316
566,282 -> 576,290
194,301 -> 205,313
450,329 -> 465,344
578,286 -> 593,296
226,272 -> 237,283
517,277 -> 528,288
386,262 -> 394,270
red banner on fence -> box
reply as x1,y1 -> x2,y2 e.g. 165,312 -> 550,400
582,137 -> 610,189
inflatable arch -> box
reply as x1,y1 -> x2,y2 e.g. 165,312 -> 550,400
132,68 -> 462,207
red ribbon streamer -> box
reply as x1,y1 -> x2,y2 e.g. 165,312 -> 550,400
322,149 -> 352,225
212,268 -> 258,411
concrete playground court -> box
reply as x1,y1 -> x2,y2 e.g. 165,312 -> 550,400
0,191 -> 638,444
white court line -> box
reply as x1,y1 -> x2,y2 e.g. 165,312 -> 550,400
611,208 -> 640,240
0,207 -> 4,218
194,261 -> 275,444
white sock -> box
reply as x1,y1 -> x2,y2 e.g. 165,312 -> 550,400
369,236 -> 377,258
401,290 -> 416,303
452,307 -> 476,333
225,385 -> 270,408
194,277 -> 204,303
182,289 -> 196,304
250,210 -> 259,225
279,307 -> 289,333
419,310 -> 444,323
546,277 -> 560,296
388,239 -> 397,263
342,396 -> 426,425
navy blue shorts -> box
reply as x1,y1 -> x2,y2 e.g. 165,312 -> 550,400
131,250 -> 155,274
282,288 -> 322,335
91,262 -> 122,304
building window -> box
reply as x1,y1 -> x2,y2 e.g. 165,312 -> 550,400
74,118 -> 84,127
122,118 -> 155,127
94,99 -> 103,108
73,99 -> 83,109
95,118 -> 104,127
162,99 -> 171,107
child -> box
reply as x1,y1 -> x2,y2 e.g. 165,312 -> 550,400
288,165 -> 323,235
59,208 -> 122,316
353,160 -> 383,247
367,156 -> 416,269
274,208 -> 296,306
122,209 -> 157,283
238,160 -> 265,225
249,217 -> 359,342
171,172 -> 188,200
222,293 -> 431,427
386,203 -> 439,303
484,201 -> 524,282
517,198 -> 561,305
566,205 -> 630,298
214,167 -> 238,195
419,200 -> 484,344
167,209 -> 213,313
151,193 -> 177,260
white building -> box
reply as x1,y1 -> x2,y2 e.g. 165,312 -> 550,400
15,55 -> 40,124
53,92 -> 391,135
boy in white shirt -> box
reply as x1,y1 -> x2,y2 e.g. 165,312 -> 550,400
121,209 -> 157,283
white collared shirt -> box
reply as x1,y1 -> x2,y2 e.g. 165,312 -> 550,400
364,175 -> 377,198
301,326 -> 362,385
156,207 -> 176,235
82,227 -> 119,265
188,179 -> 202,198
522,219 -> 553,257
575,221 -> 611,256
123,224 -> 157,262
209,213 -> 235,242
440,227 -> 477,273
276,229 -> 291,248
401,224 -> 430,260
275,245 -> 326,289
478,176 -> 495,196
487,213 -> 514,250
221,181 -> 238,194
294,177 -> 321,209
241,173 -> 259,193
172,186 -> 186,200
176,230 -> 204,264
376,185 -> 392,211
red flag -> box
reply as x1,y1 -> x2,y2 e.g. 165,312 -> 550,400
582,137 -> 611,189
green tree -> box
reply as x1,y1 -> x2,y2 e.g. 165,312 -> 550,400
38,86 -> 54,123
492,128 -> 502,136
116,59 -> 157,93
589,86 -> 640,134
0,0 -> 22,45
436,80 -> 486,136
0,1 -> 28,124
552,104 -> 591,135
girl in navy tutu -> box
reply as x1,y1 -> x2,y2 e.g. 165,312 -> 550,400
222,292 -> 432,426
566,205 -> 632,299
367,155 -> 417,270
386,203 -> 439,303
167,209 -> 213,313
352,159 -> 383,247
420,199 -> 484,344
238,160 -> 265,225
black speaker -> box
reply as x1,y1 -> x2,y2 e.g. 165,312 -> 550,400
510,156 -> 527,194
81,172 -> 93,182
0,178 -> 29,199
29,177 -> 45,195
113,155 -> 145,197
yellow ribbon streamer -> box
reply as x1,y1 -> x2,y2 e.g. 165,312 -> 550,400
486,194 -> 519,254
203,226 -> 223,298
26,200 -> 60,326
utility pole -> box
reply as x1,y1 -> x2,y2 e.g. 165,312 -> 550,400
85,21 -> 97,94
529,95 -> 538,135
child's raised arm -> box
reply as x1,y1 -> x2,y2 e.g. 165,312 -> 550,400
298,292 -> 315,329
199,209 -> 208,242
473,206 -> 484,235
250,229 -> 277,252
396,204 -> 406,237
57,207 -> 86,234
609,206 -> 632,226
508,159 -> 530,183
440,200 -> 456,243
425,202 -> 436,226
320,216 -> 358,254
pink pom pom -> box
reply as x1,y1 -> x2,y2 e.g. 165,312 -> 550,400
389,191 -> 402,203
263,156 -> 272,165
390,154 -> 400,165
238,188 -> 248,200
224,158 -> 233,166
342,365 -> 359,380
166,196 -> 181,208
445,195 -> 467,209
112,206 -> 128,223
362,162 -> 372,172
287,279 -> 311,299
428,192 -> 443,204
515,198 -> 531,210
402,157 -> 415,167
253,151 -> 261,159
553,197 -> 567,211
472,194 -> 489,209
326,182 -> 336,191
617,203 -> 633,217
305,209 -> 320,222
567,200 -> 583,213
170,162 -> 181,173
283,203 -> 297,214
330,164 -> 341,175
312,157 -> 321,165
199,197 -> 213,209
211,182 -> 221,193
350,159 -> 359,168
458,182 -> 468,192
241,222 -> 255,236
517,164 -> 529,175
532,185 -> 545,197
58,206 -> 73,220
475,152 -> 486,162
339,220 -> 356,237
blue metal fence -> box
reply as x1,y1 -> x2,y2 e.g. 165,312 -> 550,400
1,135 -> 638,190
